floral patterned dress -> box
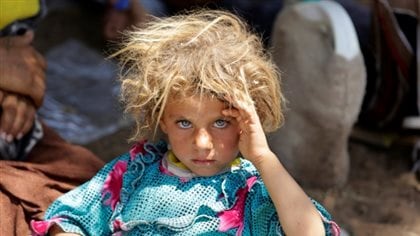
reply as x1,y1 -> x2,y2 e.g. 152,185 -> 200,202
31,140 -> 340,236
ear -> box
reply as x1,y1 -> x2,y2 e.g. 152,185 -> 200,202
159,119 -> 168,134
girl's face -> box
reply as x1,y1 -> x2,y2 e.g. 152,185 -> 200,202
159,95 -> 241,177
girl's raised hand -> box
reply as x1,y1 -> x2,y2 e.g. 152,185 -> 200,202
223,98 -> 326,236
222,98 -> 273,166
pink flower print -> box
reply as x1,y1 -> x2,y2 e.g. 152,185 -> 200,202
319,211 -> 341,236
129,140 -> 147,160
113,219 -> 122,231
330,221 -> 341,236
102,160 -> 127,210
30,217 -> 61,236
218,176 -> 257,235
245,176 -> 257,191
179,177 -> 190,183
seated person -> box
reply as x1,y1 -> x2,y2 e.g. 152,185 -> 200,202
0,1 -> 104,234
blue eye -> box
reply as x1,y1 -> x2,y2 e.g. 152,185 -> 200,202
177,120 -> 192,129
214,119 -> 228,128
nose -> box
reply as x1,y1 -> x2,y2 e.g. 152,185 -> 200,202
194,128 -> 213,150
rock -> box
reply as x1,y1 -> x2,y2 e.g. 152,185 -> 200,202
268,0 -> 366,188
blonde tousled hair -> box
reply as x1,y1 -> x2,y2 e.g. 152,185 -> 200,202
113,9 -> 285,141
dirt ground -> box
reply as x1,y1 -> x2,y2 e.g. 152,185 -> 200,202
308,139 -> 420,236
34,2 -> 420,235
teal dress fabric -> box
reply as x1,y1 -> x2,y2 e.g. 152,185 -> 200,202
31,140 -> 338,236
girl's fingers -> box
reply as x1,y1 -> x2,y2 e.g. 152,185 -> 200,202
225,101 -> 257,123
222,107 -> 239,118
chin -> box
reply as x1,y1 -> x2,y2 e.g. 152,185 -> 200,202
193,170 -> 220,177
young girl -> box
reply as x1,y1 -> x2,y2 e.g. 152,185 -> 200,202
31,9 -> 339,236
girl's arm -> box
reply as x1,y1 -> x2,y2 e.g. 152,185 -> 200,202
223,100 -> 325,236
252,151 -> 325,235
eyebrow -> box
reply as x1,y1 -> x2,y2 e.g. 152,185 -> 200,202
167,113 -> 185,120
168,113 -> 229,121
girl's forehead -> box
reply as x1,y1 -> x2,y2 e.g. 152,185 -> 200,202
167,93 -> 221,104
164,94 -> 231,111
163,89 -> 242,115
168,91 -> 227,103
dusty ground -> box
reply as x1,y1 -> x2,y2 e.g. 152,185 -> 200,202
308,139 -> 420,236
34,2 -> 420,235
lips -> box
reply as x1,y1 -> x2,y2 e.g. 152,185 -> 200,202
192,159 -> 215,165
